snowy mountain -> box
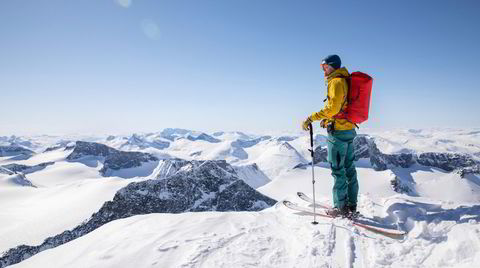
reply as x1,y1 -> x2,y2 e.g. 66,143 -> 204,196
298,135 -> 479,176
1,128 -> 479,267
0,160 -> 275,267
120,134 -> 170,150
233,163 -> 271,189
0,145 -> 34,159
0,162 -> 55,175
67,141 -> 159,178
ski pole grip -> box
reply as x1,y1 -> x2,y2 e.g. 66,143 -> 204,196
309,123 -> 313,148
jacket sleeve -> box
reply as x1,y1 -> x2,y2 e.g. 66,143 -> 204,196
310,78 -> 346,121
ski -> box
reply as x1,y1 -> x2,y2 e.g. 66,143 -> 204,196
283,200 -> 406,237
297,191 -> 332,209
298,191 -> 361,219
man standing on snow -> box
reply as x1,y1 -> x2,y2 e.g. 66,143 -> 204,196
301,54 -> 359,217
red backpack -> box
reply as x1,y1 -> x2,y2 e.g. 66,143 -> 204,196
333,72 -> 373,125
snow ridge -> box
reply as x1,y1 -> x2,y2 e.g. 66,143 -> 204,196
0,160 -> 276,267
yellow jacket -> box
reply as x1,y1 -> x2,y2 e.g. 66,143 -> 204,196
310,67 -> 356,131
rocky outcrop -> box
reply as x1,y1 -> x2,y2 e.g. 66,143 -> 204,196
2,173 -> 36,187
0,146 -> 34,158
457,164 -> 480,178
416,153 -> 476,172
66,141 -> 159,176
313,146 -> 328,164
1,162 -> 55,175
0,160 -> 276,267
0,136 -> 35,150
187,133 -> 221,143
66,141 -> 117,160
98,151 -> 158,176
159,128 -> 192,141
276,136 -> 297,142
121,134 -> 170,150
390,174 -> 415,195
154,158 -> 192,179
301,136 -> 479,175
43,140 -> 73,152
353,135 -> 373,160
231,136 -> 271,149
0,167 -> 13,175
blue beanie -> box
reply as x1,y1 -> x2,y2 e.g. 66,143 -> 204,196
322,54 -> 341,69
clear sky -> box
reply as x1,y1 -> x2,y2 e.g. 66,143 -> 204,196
1,0 -> 479,136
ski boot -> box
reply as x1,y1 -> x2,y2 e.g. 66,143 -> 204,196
346,204 -> 360,219
326,206 -> 349,218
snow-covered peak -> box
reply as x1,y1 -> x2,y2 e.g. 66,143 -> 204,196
0,159 -> 276,267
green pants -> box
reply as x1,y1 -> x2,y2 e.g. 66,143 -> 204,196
327,129 -> 358,209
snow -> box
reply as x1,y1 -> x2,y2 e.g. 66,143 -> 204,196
7,209 -> 374,268
233,164 -> 270,189
366,128 -> 480,159
2,128 -> 480,267
11,199 -> 480,268
0,153 -> 144,253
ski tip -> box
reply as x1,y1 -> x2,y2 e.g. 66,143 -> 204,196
296,192 -> 303,197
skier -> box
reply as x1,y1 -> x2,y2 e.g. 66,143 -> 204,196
302,54 -> 359,218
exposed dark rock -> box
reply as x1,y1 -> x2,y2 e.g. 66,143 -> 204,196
0,146 -> 34,158
1,162 -> 55,175
2,173 -> 36,187
99,152 -> 158,176
43,146 -> 62,152
0,167 -> 13,175
231,136 -> 271,148
151,140 -> 170,150
390,175 -> 415,195
0,160 -> 276,267
353,135 -> 371,160
417,153 -> 476,172
189,151 -> 202,157
64,145 -> 75,151
121,134 -> 170,150
313,146 -> 328,164
212,131 -> 224,136
457,164 -> 480,178
186,133 -> 221,143
276,136 -> 297,142
66,141 -> 116,160
0,136 -> 35,150
299,136 -> 478,174
154,159 -> 192,179
66,141 -> 158,177
369,142 -> 416,171
43,140 -> 73,152
159,128 -> 192,141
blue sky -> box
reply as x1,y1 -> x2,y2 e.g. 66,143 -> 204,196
1,0 -> 479,135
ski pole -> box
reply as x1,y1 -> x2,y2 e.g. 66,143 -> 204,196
309,123 -> 318,225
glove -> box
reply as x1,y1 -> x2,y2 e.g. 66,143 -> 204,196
320,119 -> 328,128
302,117 -> 313,131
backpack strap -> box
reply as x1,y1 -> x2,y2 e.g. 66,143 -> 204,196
333,75 -> 349,118
332,75 -> 359,129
